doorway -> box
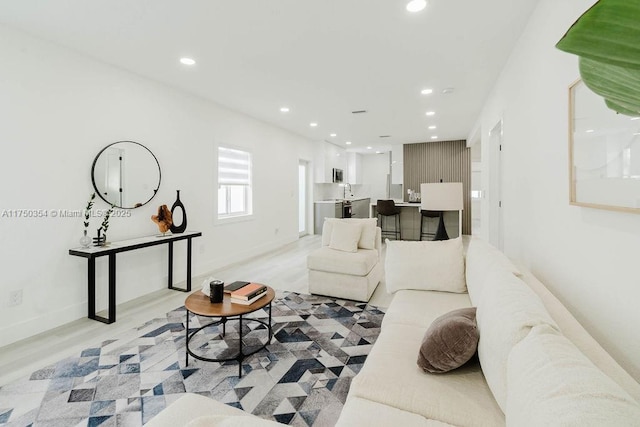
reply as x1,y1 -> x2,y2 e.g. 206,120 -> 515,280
298,160 -> 309,237
488,120 -> 504,250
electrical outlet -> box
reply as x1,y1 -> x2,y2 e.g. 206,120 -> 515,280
9,289 -> 23,307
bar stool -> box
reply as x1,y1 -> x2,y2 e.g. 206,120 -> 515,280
376,200 -> 401,240
420,210 -> 440,241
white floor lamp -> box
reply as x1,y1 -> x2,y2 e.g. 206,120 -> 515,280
420,182 -> 463,240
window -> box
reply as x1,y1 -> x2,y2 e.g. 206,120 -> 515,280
218,146 -> 252,219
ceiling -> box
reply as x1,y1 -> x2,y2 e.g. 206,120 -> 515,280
0,0 -> 538,152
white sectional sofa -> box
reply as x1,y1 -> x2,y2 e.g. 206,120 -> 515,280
147,236 -> 640,426
337,236 -> 640,426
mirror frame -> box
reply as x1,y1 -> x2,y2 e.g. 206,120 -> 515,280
569,79 -> 640,214
91,140 -> 161,209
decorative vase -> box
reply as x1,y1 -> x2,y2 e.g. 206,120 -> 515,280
93,228 -> 106,247
169,190 -> 187,233
80,230 -> 91,248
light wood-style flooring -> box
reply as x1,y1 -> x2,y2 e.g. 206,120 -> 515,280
0,235 -> 393,387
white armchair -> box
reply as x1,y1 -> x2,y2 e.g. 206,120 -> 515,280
307,218 -> 383,302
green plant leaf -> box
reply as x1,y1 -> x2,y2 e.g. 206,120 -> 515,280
579,57 -> 640,116
605,99 -> 640,116
556,0 -> 640,71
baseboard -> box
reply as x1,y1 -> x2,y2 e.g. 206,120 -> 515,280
0,302 -> 86,348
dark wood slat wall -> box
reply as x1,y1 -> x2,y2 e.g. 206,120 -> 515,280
403,140 -> 472,235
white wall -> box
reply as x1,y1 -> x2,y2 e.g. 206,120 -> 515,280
475,0 -> 640,379
0,25 -> 315,347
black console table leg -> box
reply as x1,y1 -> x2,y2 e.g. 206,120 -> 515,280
108,254 -> 116,323
168,240 -> 192,292
88,258 -> 96,319
186,237 -> 193,292
91,254 -> 116,324
168,241 -> 174,289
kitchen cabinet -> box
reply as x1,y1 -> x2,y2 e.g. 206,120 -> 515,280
391,145 -> 404,185
314,141 -> 347,183
346,152 -> 362,184
314,202 -> 342,234
350,198 -> 370,219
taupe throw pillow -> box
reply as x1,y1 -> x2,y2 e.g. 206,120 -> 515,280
417,307 -> 479,374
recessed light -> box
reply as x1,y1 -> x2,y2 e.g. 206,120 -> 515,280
375,151 -> 382,154
428,125 -> 437,130
330,133 -> 337,137
426,111 -> 436,116
421,88 -> 433,95
586,129 -> 595,133
366,146 -> 373,150
442,87 -> 455,94
345,141 -> 352,145
634,132 -> 640,136
336,153 -> 340,157
280,107 -> 290,113
431,136 -> 438,139
180,57 -> 196,65
406,0 -> 427,13
310,122 -> 318,127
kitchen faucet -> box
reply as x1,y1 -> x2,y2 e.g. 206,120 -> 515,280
343,183 -> 352,199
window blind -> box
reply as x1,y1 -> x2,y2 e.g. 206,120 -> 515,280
218,147 -> 251,186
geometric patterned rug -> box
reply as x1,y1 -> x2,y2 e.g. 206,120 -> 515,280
0,291 -> 385,427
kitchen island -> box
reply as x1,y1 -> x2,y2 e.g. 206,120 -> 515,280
369,201 -> 460,241
313,198 -> 371,234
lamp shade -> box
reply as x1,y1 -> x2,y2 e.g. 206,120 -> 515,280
420,182 -> 463,211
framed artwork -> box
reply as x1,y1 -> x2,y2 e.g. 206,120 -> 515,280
569,79 -> 640,213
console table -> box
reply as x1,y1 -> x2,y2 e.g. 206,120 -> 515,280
69,231 -> 202,324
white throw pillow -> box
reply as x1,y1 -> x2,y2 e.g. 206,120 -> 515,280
507,324 -> 640,427
465,236 -> 521,306
476,269 -> 558,412
385,237 -> 466,294
352,218 -> 377,249
329,221 -> 362,253
322,218 -> 377,249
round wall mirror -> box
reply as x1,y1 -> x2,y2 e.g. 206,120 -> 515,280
91,141 -> 161,209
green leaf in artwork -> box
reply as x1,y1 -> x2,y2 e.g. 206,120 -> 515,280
579,57 -> 640,117
556,0 -> 640,71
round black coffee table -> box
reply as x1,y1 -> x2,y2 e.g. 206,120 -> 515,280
184,285 -> 275,377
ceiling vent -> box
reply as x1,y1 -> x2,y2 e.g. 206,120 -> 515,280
351,110 -> 367,114
379,135 -> 391,138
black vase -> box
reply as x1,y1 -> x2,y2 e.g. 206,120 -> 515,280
170,190 -> 187,233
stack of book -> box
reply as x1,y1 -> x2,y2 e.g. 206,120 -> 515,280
228,282 -> 267,305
